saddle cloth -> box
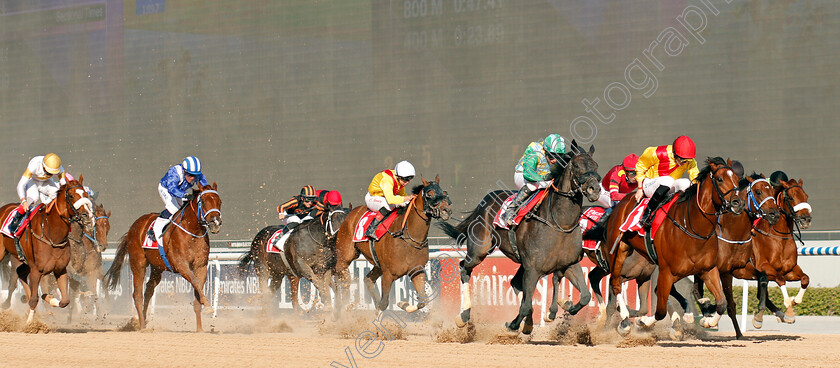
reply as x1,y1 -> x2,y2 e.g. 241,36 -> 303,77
579,206 -> 606,251
352,210 -> 399,242
618,196 -> 677,239
0,204 -> 44,238
492,189 -> 550,230
141,222 -> 159,249
266,228 -> 291,254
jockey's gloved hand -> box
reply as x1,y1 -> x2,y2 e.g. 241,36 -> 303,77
308,209 -> 319,218
183,193 -> 194,202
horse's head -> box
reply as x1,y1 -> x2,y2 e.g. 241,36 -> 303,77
417,175 -> 452,221
322,207 -> 348,239
92,204 -> 111,252
743,174 -> 781,225
779,178 -> 811,229
554,140 -> 601,202
705,158 -> 744,215
194,182 -> 222,234
61,176 -> 95,233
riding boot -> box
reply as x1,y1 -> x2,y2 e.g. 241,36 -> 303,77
7,209 -> 25,236
640,185 -> 670,228
365,209 -> 389,240
503,185 -> 535,227
14,237 -> 27,265
149,213 -> 171,245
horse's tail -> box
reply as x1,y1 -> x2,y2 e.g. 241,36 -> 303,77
239,226 -> 275,276
104,233 -> 129,291
438,193 -> 495,239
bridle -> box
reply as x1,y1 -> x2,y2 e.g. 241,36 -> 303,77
389,184 -> 451,249
717,178 -> 775,245
666,165 -> 739,240
28,183 -> 94,248
531,154 -> 599,233
696,166 -> 741,217
169,189 -> 221,238
755,185 -> 810,245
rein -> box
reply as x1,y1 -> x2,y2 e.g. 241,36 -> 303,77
528,166 -> 591,233
388,195 -> 430,249
716,179 -> 774,245
665,168 -> 737,240
169,189 -> 220,238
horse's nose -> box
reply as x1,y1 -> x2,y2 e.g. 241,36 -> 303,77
765,210 -> 781,225
730,198 -> 745,214
799,216 -> 812,230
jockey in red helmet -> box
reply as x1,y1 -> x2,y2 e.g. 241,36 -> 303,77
317,190 -> 343,211
635,135 -> 700,227
597,153 -> 639,207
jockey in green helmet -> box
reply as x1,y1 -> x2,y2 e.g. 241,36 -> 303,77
504,134 -> 567,227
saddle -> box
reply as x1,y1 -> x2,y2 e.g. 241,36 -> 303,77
352,210 -> 400,242
0,204 -> 44,238
492,189 -> 550,230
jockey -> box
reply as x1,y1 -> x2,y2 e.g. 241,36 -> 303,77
148,156 -> 209,245
278,185 -> 324,233
365,161 -> 416,239
505,134 -> 567,226
634,135 -> 699,227
598,153 -> 639,207
316,190 -> 343,212
769,170 -> 789,192
10,153 -> 68,262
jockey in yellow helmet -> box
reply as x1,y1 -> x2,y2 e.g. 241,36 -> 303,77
10,153 -> 68,263
364,161 -> 416,239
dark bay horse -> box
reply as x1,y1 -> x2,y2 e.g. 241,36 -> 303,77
239,207 -> 348,312
0,177 -> 95,323
604,157 -> 744,335
693,173 -> 781,338
39,203 -> 111,319
334,176 -> 451,316
104,183 -> 221,332
439,141 -> 600,334
731,178 -> 811,328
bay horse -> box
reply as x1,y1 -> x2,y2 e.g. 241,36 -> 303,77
334,176 -> 451,316
239,207 -> 348,312
604,157 -> 744,335
104,183 -> 221,332
693,173 -> 781,339
38,203 -> 111,319
731,178 -> 811,328
0,177 -> 95,323
439,140 -> 600,334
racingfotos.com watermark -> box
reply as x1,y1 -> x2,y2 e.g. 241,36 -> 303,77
569,0 -> 735,144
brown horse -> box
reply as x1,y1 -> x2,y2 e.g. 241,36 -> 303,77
694,173 -> 781,339
604,157 -> 744,335
239,207 -> 348,313
38,203 -> 111,319
731,178 -> 811,328
0,177 -> 95,323
334,176 -> 451,315
104,183 -> 221,332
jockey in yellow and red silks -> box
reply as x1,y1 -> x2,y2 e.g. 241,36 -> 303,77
635,135 -> 700,227
364,161 -> 416,239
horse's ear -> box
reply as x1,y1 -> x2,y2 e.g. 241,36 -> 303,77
422,176 -> 430,186
745,175 -> 755,183
727,158 -> 733,167
107,210 -> 111,217
212,182 -> 217,190
571,139 -> 578,149
435,174 -> 440,184
588,145 -> 595,156
348,203 -> 353,209
78,174 -> 84,184
798,178 -> 803,186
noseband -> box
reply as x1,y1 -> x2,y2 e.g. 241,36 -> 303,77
195,189 -> 222,225
746,178 -> 776,219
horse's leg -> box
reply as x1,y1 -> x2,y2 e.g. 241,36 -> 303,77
191,263 -> 210,332
26,270 -> 43,324
753,272 -> 769,328
364,266 -> 384,309
587,266 -> 607,325
2,258 -> 20,309
333,242 -> 361,317
506,267 -> 539,334
397,269 -> 428,313
670,278 -> 696,323
375,272 -> 396,312
546,271 -> 562,322
698,268 -> 726,329
721,273 -> 743,339
55,271 -> 71,308
457,236 -> 492,327
176,266 -> 210,310
653,268 -> 683,339
693,275 -> 715,317
562,263 -> 591,316
609,241 -> 633,334
782,266 -> 808,323
635,277 -> 658,328
141,267 -> 164,329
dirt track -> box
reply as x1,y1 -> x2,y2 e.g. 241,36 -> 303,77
1,309 -> 839,368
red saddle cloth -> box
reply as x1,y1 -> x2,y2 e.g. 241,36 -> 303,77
579,207 -> 606,251
141,222 -> 160,249
266,228 -> 285,254
352,210 -> 400,242
1,204 -> 44,238
619,196 -> 678,239
492,189 -> 550,230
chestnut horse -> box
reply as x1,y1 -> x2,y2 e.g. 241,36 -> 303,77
604,157 -> 744,335
439,141 -> 600,334
105,183 -> 221,332
239,207 -> 348,312
731,178 -> 811,328
334,176 -> 451,316
0,177 -> 95,323
694,173 -> 781,339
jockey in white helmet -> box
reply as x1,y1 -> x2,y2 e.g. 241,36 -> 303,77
364,160 -> 416,239
148,156 -> 209,245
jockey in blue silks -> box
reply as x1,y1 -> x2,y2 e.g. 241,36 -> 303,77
148,156 -> 209,245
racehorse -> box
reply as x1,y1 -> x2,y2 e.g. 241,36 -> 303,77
239,207 -> 348,312
693,173 -> 781,339
38,203 -> 111,320
731,178 -> 811,328
439,140 -> 600,334
334,176 -> 451,316
604,157 -> 744,335
0,177 -> 95,323
104,183 -> 221,332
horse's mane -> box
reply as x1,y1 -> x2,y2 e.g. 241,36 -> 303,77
676,156 -> 727,204
411,185 -> 424,195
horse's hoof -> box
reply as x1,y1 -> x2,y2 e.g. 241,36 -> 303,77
669,327 -> 684,341
636,316 -> 656,328
397,302 -> 418,313
456,309 -> 470,327
203,306 -> 216,316
522,322 -> 534,335
783,315 -> 796,324
752,316 -> 763,329
617,318 -> 631,336
504,322 -> 520,335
